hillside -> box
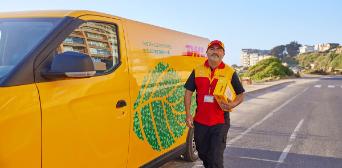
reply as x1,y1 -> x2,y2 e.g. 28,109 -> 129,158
296,51 -> 342,72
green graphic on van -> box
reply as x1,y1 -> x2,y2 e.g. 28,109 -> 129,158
133,62 -> 196,151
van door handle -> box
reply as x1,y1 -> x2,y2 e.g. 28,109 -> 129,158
116,100 -> 127,108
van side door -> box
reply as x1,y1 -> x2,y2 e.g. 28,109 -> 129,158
35,16 -> 130,168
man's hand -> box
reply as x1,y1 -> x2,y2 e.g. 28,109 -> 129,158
185,114 -> 194,128
220,93 -> 245,111
219,102 -> 235,111
185,113 -> 194,128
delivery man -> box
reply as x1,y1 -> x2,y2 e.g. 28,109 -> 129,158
184,40 -> 245,168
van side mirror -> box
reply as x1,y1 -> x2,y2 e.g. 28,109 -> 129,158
42,51 -> 96,79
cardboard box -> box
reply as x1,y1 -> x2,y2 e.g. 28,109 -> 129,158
213,77 -> 236,111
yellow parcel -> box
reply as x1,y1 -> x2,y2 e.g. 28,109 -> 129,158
213,77 -> 236,111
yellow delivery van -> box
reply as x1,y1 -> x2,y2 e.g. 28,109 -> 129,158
0,10 -> 209,168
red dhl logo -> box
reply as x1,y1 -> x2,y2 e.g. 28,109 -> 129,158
183,45 -> 206,57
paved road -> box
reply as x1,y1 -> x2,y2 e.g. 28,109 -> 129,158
161,76 -> 342,168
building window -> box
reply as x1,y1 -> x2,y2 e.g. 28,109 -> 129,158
57,21 -> 120,74
63,37 -> 84,44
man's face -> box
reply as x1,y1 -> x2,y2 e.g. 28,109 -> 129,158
206,45 -> 225,63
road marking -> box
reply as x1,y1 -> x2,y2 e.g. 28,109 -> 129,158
328,85 -> 335,88
314,85 -> 321,88
226,87 -> 309,147
238,156 -> 279,163
276,119 -> 304,167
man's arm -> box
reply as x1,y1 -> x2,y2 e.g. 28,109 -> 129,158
220,93 -> 244,110
220,72 -> 245,110
184,89 -> 194,128
230,93 -> 244,109
184,70 -> 196,128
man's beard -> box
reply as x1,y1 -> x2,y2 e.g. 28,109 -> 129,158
208,54 -> 220,61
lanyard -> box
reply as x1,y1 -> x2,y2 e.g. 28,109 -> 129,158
208,68 -> 216,94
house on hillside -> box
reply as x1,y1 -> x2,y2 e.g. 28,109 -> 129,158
299,45 -> 315,54
314,43 -> 339,52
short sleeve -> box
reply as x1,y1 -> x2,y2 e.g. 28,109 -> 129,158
184,70 -> 196,92
231,72 -> 245,95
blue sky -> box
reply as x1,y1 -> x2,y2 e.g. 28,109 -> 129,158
1,0 -> 341,65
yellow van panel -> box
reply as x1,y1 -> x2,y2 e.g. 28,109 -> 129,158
122,18 -> 208,167
0,84 -> 41,168
37,74 -> 131,168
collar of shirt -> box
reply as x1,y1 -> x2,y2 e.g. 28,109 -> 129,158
204,60 -> 225,70
204,60 -> 225,79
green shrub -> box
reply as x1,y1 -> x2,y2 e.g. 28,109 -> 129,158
247,58 -> 293,81
330,54 -> 342,68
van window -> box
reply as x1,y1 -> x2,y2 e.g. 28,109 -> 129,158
56,22 -> 119,74
0,18 -> 61,79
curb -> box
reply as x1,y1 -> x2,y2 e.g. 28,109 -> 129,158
245,81 -> 296,95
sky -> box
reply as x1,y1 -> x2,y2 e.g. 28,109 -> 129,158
1,0 -> 341,65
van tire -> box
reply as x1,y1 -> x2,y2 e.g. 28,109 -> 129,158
183,128 -> 198,162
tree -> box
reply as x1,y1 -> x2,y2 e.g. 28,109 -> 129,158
286,41 -> 302,57
270,45 -> 286,59
270,41 -> 302,59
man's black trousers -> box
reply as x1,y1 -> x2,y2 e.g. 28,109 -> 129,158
194,112 -> 230,168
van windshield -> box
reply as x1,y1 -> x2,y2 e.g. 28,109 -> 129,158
0,18 -> 62,79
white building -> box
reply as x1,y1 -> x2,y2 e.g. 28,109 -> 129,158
241,49 -> 272,67
314,43 -> 339,52
241,50 -> 251,67
249,53 -> 259,66
299,45 -> 315,54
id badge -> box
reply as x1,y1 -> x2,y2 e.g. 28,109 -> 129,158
204,95 -> 214,103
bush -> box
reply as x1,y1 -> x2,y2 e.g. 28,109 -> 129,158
246,58 -> 293,81
247,58 -> 281,76
330,54 -> 342,68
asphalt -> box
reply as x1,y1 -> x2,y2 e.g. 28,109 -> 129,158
161,75 -> 342,168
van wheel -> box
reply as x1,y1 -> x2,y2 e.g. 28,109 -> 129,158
183,128 -> 198,161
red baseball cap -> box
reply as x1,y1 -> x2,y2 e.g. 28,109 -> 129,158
207,40 -> 225,51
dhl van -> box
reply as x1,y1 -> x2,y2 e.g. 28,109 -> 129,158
0,10 -> 209,168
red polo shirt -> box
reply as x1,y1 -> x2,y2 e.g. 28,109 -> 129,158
184,60 -> 245,126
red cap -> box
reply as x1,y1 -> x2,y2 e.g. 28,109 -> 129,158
207,40 -> 225,51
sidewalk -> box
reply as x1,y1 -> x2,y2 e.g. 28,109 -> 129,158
243,79 -> 296,94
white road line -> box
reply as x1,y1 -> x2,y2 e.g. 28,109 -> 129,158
276,119 -> 304,167
323,76 -> 333,79
314,85 -> 322,88
226,87 -> 309,147
238,156 -> 279,163
328,85 -> 335,88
